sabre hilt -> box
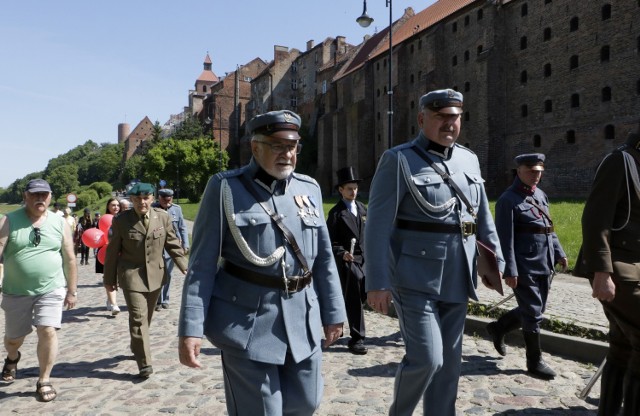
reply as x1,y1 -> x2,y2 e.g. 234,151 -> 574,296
349,238 -> 356,255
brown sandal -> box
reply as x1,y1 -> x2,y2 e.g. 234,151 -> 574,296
36,381 -> 57,402
2,351 -> 21,382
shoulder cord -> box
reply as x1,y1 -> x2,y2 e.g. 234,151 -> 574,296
221,178 -> 285,266
398,151 -> 457,219
409,146 -> 475,219
236,174 -> 312,276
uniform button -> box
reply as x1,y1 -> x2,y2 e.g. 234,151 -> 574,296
313,220 -> 317,225
285,264 -> 291,269
426,178 -> 431,183
279,214 -> 284,219
231,295 -> 237,302
421,250 -> 426,255
250,218 -> 257,225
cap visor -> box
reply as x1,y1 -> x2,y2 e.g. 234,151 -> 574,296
437,107 -> 463,115
268,131 -> 301,140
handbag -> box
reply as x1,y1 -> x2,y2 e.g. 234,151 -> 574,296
411,147 -> 503,295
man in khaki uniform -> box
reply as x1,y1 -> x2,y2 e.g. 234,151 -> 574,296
104,182 -> 187,378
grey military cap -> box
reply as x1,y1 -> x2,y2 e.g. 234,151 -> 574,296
247,110 -> 301,140
419,89 -> 464,115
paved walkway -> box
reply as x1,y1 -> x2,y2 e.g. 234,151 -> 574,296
0,255 -> 604,415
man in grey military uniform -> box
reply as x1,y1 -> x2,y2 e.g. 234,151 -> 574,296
365,89 -> 504,416
486,154 -> 567,379
178,110 -> 346,415
152,188 -> 189,311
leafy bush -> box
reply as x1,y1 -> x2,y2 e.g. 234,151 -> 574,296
89,182 -> 113,199
76,189 -> 99,210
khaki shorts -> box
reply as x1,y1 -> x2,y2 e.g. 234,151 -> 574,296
1,287 -> 66,339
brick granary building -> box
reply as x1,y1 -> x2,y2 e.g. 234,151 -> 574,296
182,0 -> 639,198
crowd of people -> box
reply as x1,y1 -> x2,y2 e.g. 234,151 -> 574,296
0,98 -> 638,415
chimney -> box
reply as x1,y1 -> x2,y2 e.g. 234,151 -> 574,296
306,40 -> 314,51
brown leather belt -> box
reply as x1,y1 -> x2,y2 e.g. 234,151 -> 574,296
515,225 -> 555,234
223,261 -> 311,293
396,219 -> 477,236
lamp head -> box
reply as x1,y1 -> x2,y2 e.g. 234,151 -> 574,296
357,13 -> 374,27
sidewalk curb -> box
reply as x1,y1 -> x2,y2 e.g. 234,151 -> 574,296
465,316 -> 608,365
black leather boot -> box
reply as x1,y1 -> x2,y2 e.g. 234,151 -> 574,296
597,360 -> 625,416
622,371 -> 640,416
486,309 -> 521,356
523,330 -> 556,379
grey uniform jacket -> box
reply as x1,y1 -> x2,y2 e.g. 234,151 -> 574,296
495,177 -> 566,277
179,159 -> 346,365
364,133 -> 504,302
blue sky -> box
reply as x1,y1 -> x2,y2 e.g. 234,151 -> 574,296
0,0 -> 434,188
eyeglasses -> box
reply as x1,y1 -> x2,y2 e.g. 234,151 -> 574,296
254,141 -> 302,155
32,227 -> 41,247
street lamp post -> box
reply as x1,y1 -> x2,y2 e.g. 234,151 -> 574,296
357,0 -> 393,151
206,114 -> 223,171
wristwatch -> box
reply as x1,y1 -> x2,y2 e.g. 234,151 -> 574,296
68,291 -> 78,297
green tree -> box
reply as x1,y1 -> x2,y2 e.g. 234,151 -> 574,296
172,115 -> 204,141
76,189 -> 99,210
151,121 -> 164,145
46,165 -> 79,199
122,155 -> 146,185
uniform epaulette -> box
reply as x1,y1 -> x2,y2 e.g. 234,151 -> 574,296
292,172 -> 320,188
394,142 -> 415,153
215,167 -> 244,181
455,143 -> 476,155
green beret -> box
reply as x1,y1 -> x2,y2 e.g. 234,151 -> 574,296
128,182 -> 155,196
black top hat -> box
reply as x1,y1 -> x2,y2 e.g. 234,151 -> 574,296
335,167 -> 362,189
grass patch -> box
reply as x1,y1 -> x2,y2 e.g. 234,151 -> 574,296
0,204 -> 21,215
468,302 -> 606,341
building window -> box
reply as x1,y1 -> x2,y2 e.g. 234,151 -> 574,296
464,82 -> 470,92
570,55 -> 579,69
376,62 -> 380,71
571,93 -> 580,108
477,9 -> 483,20
544,100 -> 553,113
410,100 -> 415,109
383,59 -> 387,68
464,112 -> 470,121
570,17 -> 579,32
464,50 -> 470,61
601,45 -> 610,62
602,86 -> 612,102
291,79 -> 297,90
520,36 -> 528,50
410,44 -> 414,54
464,15 -> 470,26
520,70 -> 528,84
377,112 -> 380,120
521,104 -> 528,117
411,126 -> 415,135
545,0 -> 552,4
602,4 -> 612,20
477,45 -> 484,55
543,27 -> 552,41
409,74 -> 414,84
290,96 -> 297,108
521,3 -> 528,16
605,124 -> 615,140
322,80 -> 327,94
292,62 -> 297,72
452,55 -> 458,66
544,63 -> 552,77
566,130 -> 576,144
534,134 -> 542,147
452,22 -> 457,32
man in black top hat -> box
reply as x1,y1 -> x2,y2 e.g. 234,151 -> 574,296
327,167 -> 368,354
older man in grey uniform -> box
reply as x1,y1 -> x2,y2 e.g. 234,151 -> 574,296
152,188 -> 189,311
178,110 -> 346,415
365,89 -> 504,416
486,154 -> 567,379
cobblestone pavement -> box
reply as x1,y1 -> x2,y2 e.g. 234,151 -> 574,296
0,257 -> 602,415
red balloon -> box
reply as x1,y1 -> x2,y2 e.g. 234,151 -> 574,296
98,214 -> 114,234
97,245 -> 108,265
82,228 -> 105,249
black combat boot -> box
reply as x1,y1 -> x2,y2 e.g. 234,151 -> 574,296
597,360 -> 625,416
486,309 -> 521,356
523,330 -> 556,379
622,371 -> 640,416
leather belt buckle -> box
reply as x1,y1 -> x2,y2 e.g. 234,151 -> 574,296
461,221 -> 476,237
286,277 -> 301,292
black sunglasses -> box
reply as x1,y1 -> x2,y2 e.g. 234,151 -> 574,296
32,227 -> 41,247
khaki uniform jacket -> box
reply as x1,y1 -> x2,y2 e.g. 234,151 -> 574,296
104,208 -> 187,292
